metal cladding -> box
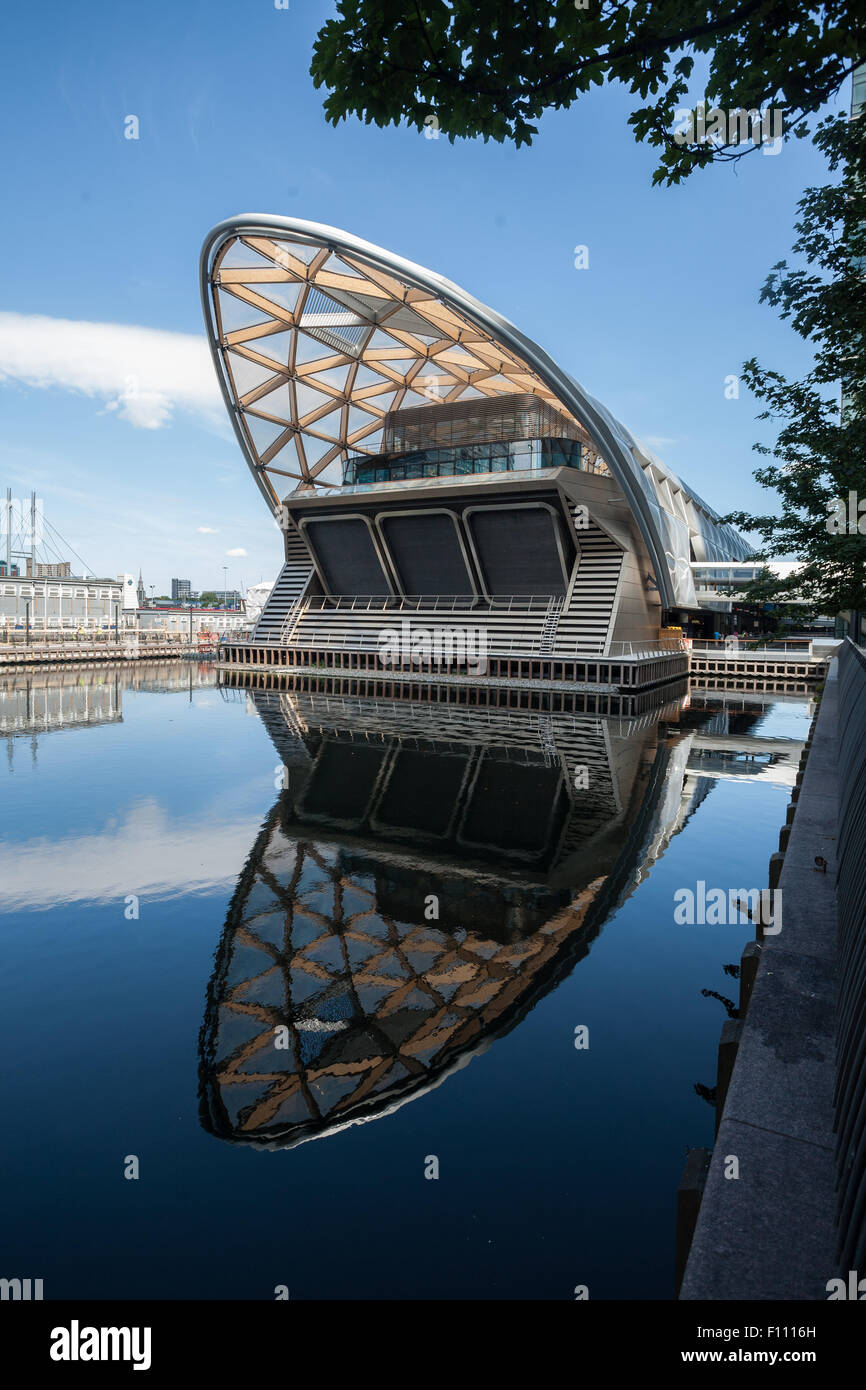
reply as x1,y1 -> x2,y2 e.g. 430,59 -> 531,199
201,216 -> 753,610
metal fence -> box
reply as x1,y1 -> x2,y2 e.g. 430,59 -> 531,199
835,638 -> 866,1269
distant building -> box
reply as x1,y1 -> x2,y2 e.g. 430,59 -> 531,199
27,560 -> 72,579
0,574 -> 127,635
137,607 -> 249,636
201,589 -> 242,609
137,571 -> 147,608
172,578 -> 192,602
0,561 -> 19,578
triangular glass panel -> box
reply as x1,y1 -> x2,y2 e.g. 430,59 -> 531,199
295,381 -> 332,418
250,330 -> 293,367
228,351 -> 280,397
353,365 -> 389,390
218,289 -> 276,334
309,407 -> 343,438
357,388 -> 398,413
313,458 -> 345,487
380,305 -> 442,336
244,414 -> 288,455
325,253 -> 366,279
346,404 -> 378,435
309,364 -> 351,392
220,239 -> 279,271
294,331 -> 337,367
255,382 -> 293,422
273,238 -> 318,265
451,384 -> 487,400
301,434 -> 338,467
246,279 -> 302,315
377,358 -> 415,377
440,344 -> 482,362
367,328 -> 406,352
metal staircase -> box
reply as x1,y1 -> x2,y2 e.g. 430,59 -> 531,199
252,530 -> 314,643
538,596 -> 565,655
556,520 -> 625,656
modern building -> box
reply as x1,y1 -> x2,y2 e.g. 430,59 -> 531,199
0,573 -> 132,636
172,578 -> 192,603
201,216 -> 755,688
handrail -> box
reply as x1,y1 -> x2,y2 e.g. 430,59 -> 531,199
302,594 -> 555,614
689,637 -> 815,655
607,641 -> 683,659
690,640 -> 818,659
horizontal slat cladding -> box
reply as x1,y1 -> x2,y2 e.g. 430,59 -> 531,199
292,606 -> 551,657
835,640 -> 866,1271
253,547 -> 314,641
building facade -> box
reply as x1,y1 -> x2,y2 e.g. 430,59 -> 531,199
0,573 -> 129,635
201,216 -> 755,679
136,607 -> 249,636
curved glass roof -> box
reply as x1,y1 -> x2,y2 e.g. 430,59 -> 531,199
201,216 -> 753,608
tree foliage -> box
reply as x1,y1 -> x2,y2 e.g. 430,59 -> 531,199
311,0 -> 858,182
723,114 -> 866,617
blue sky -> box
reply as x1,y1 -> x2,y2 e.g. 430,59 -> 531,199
0,1 -> 845,592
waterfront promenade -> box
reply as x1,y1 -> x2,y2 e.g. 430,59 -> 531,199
681,639 -> 866,1298
0,634 -> 218,669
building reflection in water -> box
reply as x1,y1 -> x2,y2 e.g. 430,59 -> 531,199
199,680 -> 768,1151
0,661 -> 216,767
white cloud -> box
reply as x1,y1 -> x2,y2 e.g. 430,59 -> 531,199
643,435 -> 678,451
226,547 -> 247,557
197,526 -> 219,534
0,311 -> 223,430
0,801 -> 258,911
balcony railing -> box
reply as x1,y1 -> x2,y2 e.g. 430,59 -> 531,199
301,593 -> 557,613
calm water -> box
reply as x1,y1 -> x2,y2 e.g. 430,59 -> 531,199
0,663 -> 810,1299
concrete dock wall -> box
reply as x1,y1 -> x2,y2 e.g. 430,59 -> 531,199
679,656 -> 843,1300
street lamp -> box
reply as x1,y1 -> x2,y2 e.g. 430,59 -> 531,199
222,565 -> 228,610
